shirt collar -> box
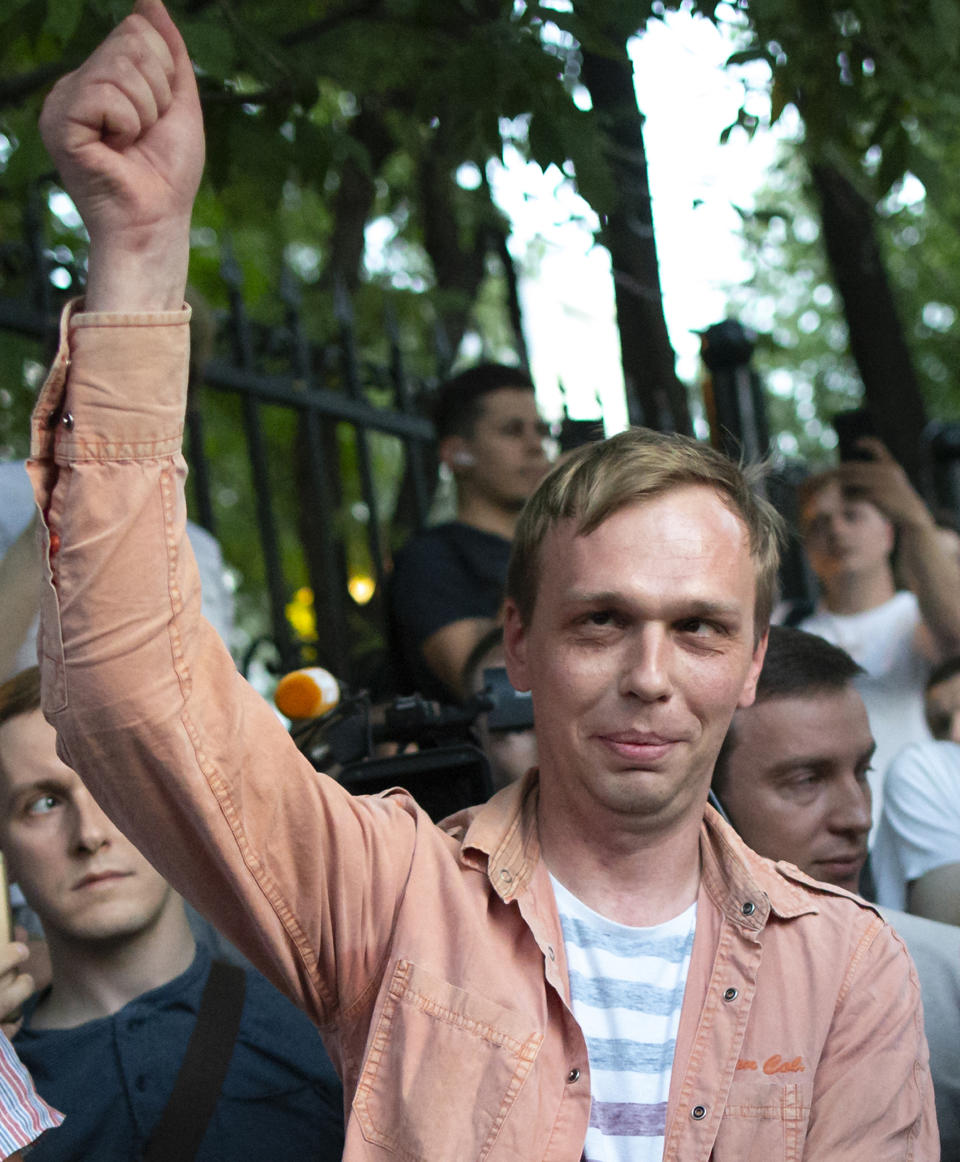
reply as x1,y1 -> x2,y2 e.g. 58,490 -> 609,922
447,774 -> 820,921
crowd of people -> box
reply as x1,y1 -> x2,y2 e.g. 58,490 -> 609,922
0,1 -> 956,1158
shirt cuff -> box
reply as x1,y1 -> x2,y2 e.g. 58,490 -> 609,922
30,298 -> 192,465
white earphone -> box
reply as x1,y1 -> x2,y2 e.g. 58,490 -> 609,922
451,450 -> 476,468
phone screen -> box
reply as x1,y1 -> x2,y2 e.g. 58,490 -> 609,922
833,409 -> 877,461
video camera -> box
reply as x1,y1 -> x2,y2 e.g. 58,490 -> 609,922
288,667 -> 533,822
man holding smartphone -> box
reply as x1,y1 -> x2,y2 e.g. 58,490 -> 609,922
793,436 -> 960,822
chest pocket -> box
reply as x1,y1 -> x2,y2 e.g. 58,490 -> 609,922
711,1077 -> 812,1162
353,960 -> 543,1161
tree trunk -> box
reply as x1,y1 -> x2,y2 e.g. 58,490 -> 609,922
579,45 -> 691,434
810,162 -> 928,484
417,133 -> 488,358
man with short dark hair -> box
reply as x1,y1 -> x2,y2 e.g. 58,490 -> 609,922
713,624 -> 960,1157
389,362 -> 551,701
27,6 -> 937,1157
712,625 -> 872,893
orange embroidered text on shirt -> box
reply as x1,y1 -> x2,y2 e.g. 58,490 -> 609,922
735,1056 -> 805,1074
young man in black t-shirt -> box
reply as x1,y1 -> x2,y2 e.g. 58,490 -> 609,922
390,365 -> 551,702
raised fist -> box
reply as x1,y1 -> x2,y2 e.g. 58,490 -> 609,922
38,0 -> 204,310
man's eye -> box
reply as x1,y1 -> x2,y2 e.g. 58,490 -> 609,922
581,610 -> 622,631
678,618 -> 721,637
785,772 -> 820,792
25,794 -> 60,817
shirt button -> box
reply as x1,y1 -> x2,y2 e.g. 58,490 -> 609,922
567,1068 -> 580,1084
691,1104 -> 707,1120
741,901 -> 756,916
61,412 -> 75,431
499,869 -> 513,884
723,987 -> 738,1002
547,945 -> 556,961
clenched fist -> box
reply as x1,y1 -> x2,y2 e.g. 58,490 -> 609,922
38,0 -> 204,311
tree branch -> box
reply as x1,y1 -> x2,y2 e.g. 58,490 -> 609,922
279,0 -> 385,47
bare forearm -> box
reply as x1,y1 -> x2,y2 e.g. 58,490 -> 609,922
907,863 -> 960,927
898,520 -> 960,654
84,221 -> 191,312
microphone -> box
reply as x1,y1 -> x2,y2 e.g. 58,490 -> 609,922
275,667 -> 341,720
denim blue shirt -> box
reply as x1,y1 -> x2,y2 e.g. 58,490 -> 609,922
14,943 -> 344,1160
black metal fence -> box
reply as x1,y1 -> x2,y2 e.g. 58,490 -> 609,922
0,196 -> 449,689
8,202 -> 960,688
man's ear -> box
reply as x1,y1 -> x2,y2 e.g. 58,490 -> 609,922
438,436 -> 476,474
737,629 -> 768,709
502,599 -> 531,692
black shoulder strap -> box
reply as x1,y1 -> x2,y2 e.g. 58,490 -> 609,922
140,959 -> 247,1162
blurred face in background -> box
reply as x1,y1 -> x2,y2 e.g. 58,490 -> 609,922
718,686 -> 874,892
801,480 -> 894,587
448,389 -> 551,512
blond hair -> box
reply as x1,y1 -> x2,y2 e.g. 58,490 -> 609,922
506,428 -> 784,642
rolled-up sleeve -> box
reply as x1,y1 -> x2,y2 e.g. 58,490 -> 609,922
26,304 -> 418,1031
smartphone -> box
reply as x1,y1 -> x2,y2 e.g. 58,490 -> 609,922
0,855 -> 12,946
833,408 -> 877,461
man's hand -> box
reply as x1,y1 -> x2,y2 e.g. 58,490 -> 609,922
836,438 -> 934,531
0,937 -> 35,1039
38,0 -> 204,311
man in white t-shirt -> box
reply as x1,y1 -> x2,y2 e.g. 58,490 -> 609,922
872,739 -> 960,925
793,445 -> 960,823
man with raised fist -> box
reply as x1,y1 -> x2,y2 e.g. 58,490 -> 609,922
26,6 -> 937,1159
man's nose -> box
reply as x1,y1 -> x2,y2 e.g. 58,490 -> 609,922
525,423 -> 548,457
831,775 -> 872,835
620,627 -> 672,702
824,512 -> 847,541
71,788 -> 112,854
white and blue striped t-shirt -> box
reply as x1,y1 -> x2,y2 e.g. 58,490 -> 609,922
551,876 -> 697,1162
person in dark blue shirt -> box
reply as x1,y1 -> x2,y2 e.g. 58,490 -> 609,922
0,668 -> 343,1161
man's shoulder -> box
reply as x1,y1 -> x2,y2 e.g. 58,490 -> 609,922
395,521 -> 510,564
708,813 -> 887,935
767,858 -> 881,915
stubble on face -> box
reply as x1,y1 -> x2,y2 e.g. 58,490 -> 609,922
506,486 -> 767,848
